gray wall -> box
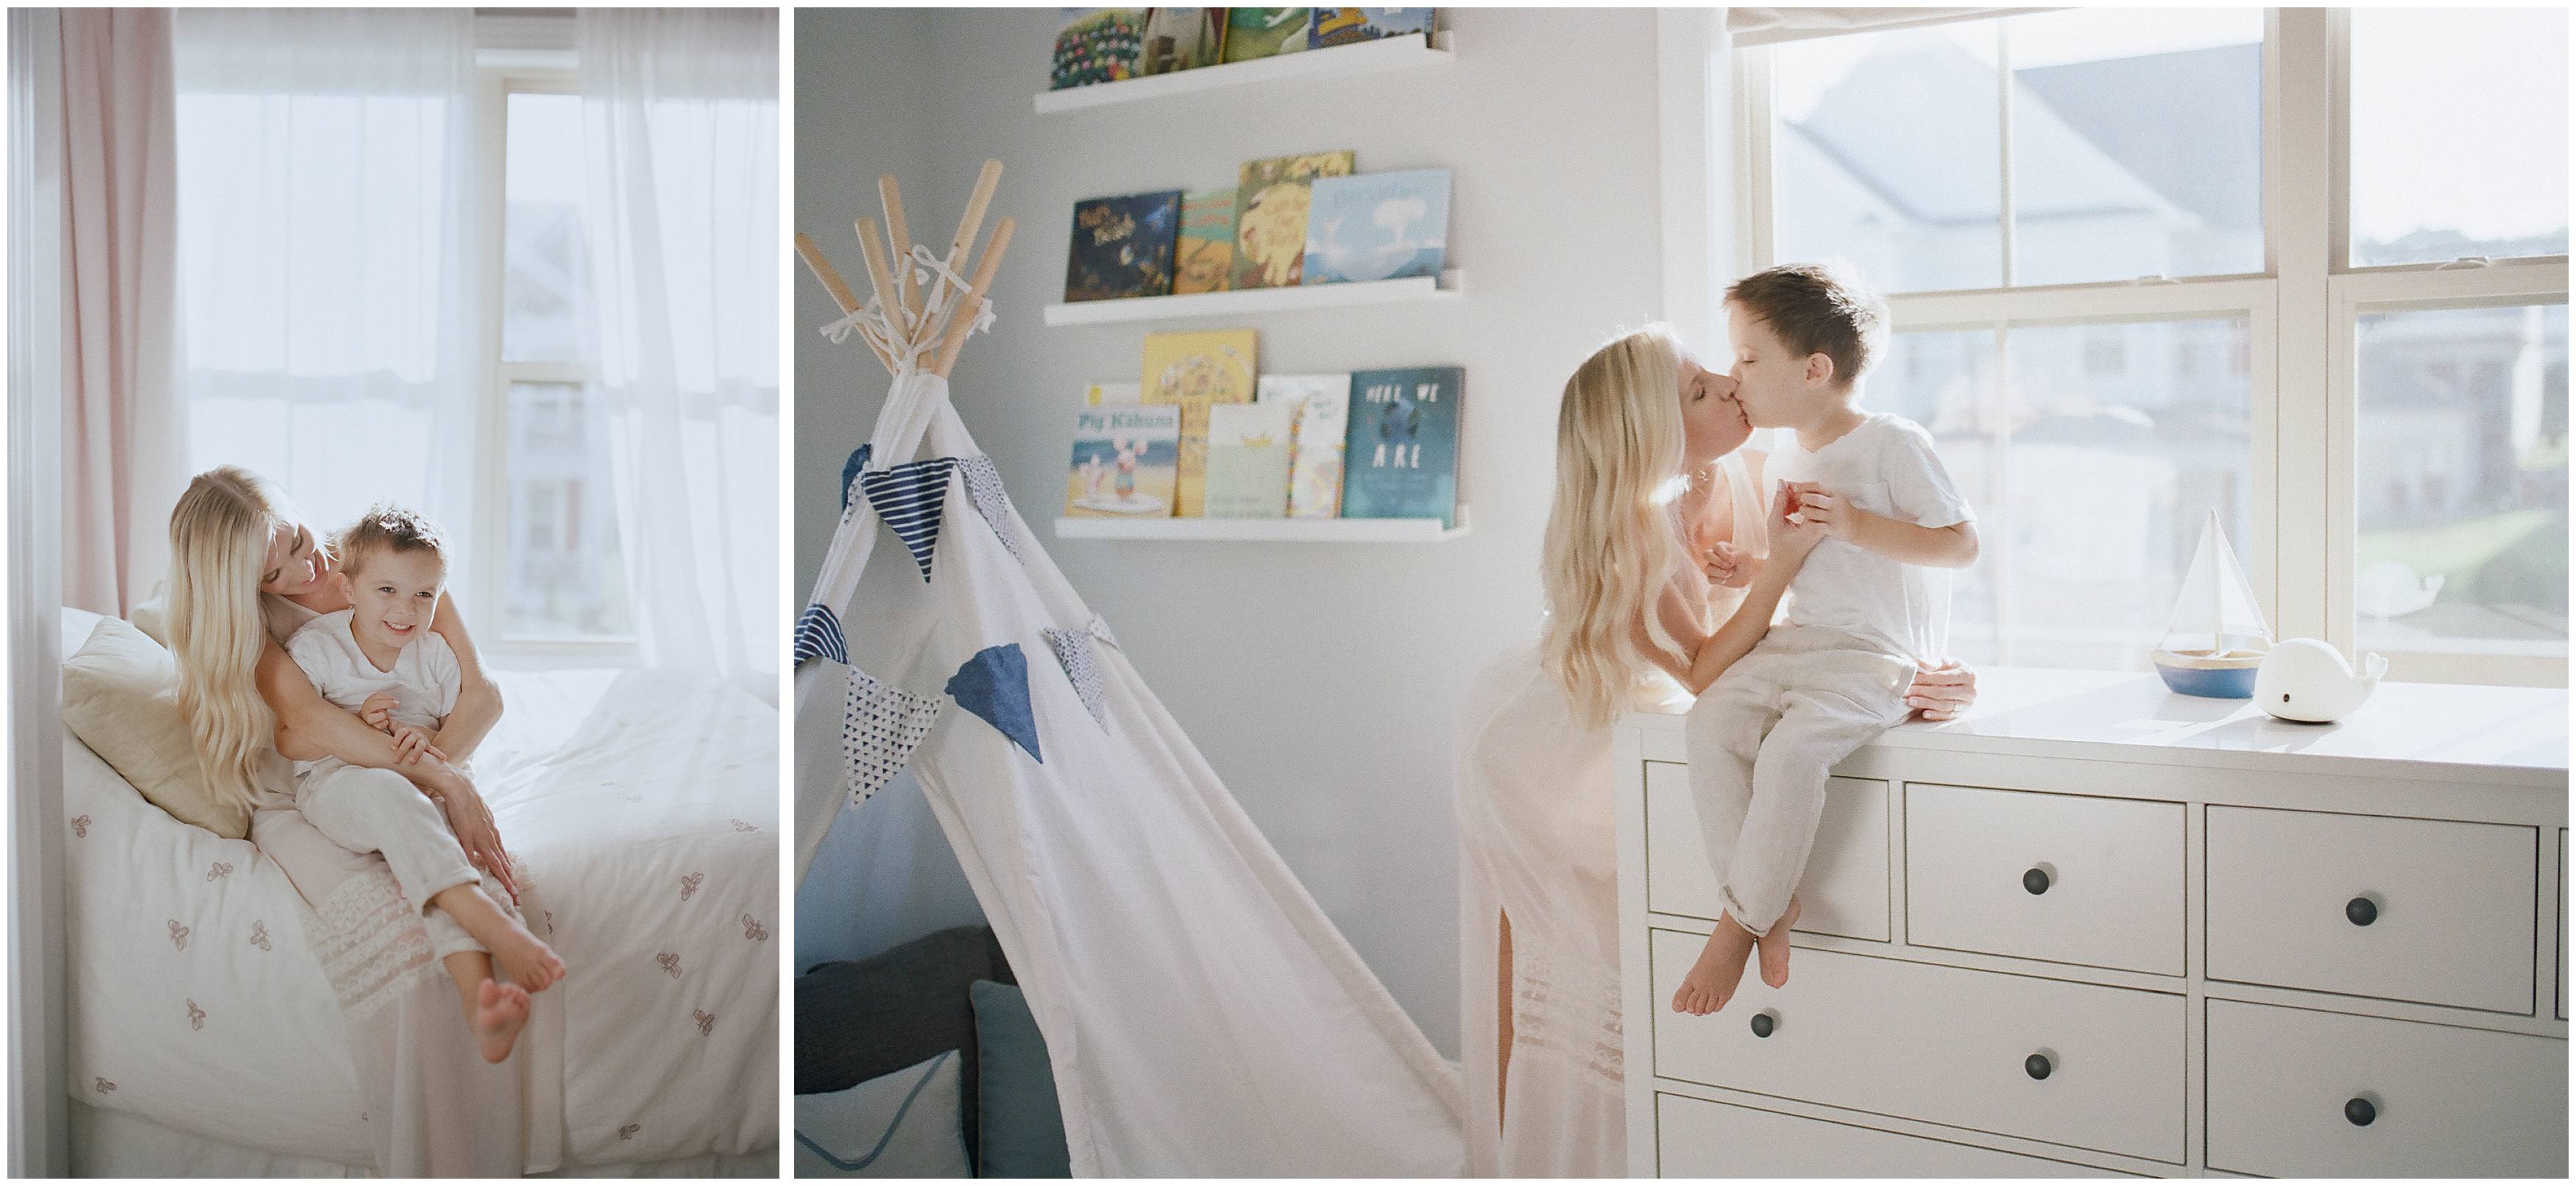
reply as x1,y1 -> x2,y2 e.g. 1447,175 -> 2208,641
793,7 -> 1668,1057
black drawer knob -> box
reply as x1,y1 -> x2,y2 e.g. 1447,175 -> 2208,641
2346,896 -> 2378,926
2345,1096 -> 2376,1126
2025,1053 -> 2052,1080
2023,867 -> 2051,895
1750,1011 -> 1776,1038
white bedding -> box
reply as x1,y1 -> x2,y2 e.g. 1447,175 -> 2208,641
60,610 -> 779,1172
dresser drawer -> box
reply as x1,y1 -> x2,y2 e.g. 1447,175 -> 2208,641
2207,806 -> 2536,1013
2207,999 -> 2568,1177
1645,762 -> 1889,941
1906,784 -> 2184,975
1654,1093 -> 2131,1177
1647,929 -> 2184,1162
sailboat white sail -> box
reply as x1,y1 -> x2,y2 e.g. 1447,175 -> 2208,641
2151,509 -> 2271,696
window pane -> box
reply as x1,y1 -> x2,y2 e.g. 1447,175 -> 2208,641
1774,21 -> 2002,293
504,381 -> 633,639
2355,304 -> 2568,658
1967,319 -> 2256,669
2350,9 -> 2569,267
2006,9 -> 2265,285
503,92 -> 586,363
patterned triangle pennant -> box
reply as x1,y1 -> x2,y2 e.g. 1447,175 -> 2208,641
945,643 -> 1041,763
841,444 -> 871,512
1041,627 -> 1108,730
858,457 -> 959,581
845,665 -> 944,806
1086,612 -> 1120,652
792,604 -> 846,668
955,453 -> 1025,563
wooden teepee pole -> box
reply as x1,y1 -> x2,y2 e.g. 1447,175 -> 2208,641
933,217 -> 1013,377
793,231 -> 895,374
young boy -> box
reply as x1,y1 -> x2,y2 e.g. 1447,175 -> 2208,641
287,505 -> 567,1061
1671,264 -> 1978,1016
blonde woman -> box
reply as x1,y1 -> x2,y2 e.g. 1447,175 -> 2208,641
1452,327 -> 1975,1176
166,466 -> 526,1168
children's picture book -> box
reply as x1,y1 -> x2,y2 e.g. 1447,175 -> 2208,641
1257,373 -> 1351,518
1203,400 -> 1296,518
1138,7 -> 1225,75
1052,9 -> 1148,90
1231,150 -> 1355,291
1222,8 -> 1311,62
1309,8 -> 1436,48
1084,380 -> 1142,406
1064,191 -> 1182,302
1302,168 -> 1449,285
1066,404 -> 1182,517
1340,366 -> 1462,528
1172,188 -> 1236,296
1140,328 -> 1259,516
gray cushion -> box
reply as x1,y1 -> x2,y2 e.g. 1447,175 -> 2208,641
970,979 -> 1072,1178
793,1050 -> 971,1177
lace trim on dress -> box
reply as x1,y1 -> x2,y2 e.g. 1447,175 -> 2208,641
308,868 -> 443,1019
1509,944 -> 1625,1087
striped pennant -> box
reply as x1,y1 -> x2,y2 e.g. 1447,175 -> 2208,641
791,603 -> 846,668
857,457 -> 959,581
844,664 -> 944,806
1041,626 -> 1108,730
840,444 -> 871,513
955,453 -> 1025,563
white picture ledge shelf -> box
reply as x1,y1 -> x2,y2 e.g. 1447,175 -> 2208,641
1055,506 -> 1471,542
1034,31 -> 1454,114
1044,270 -> 1463,327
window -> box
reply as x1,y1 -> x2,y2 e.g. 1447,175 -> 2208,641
1723,9 -> 2568,683
486,79 -> 634,645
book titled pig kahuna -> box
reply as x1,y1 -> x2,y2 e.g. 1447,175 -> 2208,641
1339,366 -> 1461,528
1066,403 -> 1182,517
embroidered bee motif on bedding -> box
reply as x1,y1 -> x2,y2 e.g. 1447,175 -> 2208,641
249,920 -> 271,951
71,815 -> 89,838
186,1000 -> 206,1030
206,861 -> 233,881
93,1078 -> 115,1094
619,1124 -> 642,1141
742,915 -> 768,941
691,1009 -> 716,1036
731,818 -> 759,832
657,951 -> 682,978
168,920 -> 190,951
679,872 -> 703,901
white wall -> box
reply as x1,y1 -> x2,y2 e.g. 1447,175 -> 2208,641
793,7 -> 1669,1057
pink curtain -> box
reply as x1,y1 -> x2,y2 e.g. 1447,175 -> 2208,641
57,8 -> 180,617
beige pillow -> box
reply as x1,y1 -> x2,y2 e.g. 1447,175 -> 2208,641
60,617 -> 251,839
129,589 -> 171,647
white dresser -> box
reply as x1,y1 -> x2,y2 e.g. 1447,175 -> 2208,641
1615,669 -> 2569,1177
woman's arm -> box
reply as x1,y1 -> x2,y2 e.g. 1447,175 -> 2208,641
257,639 -> 462,787
1682,483 -> 1824,696
425,591 -> 503,763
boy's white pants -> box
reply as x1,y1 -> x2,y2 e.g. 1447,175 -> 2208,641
1683,625 -> 1914,936
295,759 -> 486,960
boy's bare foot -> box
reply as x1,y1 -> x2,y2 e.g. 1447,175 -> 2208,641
472,979 -> 531,1063
1758,896 -> 1802,989
489,921 -> 567,993
1671,916 -> 1758,1015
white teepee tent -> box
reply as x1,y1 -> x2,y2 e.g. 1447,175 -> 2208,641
792,163 -> 1467,1176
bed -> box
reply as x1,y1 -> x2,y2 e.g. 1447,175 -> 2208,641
56,608 -> 779,1176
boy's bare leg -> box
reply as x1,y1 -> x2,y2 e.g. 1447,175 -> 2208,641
443,950 -> 531,1063
1757,895 -> 1802,988
1671,914 -> 1759,1015
430,883 -> 567,993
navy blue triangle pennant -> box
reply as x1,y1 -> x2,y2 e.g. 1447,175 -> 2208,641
858,456 -> 958,581
841,444 -> 871,512
945,643 -> 1041,764
792,603 -> 846,668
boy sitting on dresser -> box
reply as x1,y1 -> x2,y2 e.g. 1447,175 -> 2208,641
1671,263 -> 1980,1016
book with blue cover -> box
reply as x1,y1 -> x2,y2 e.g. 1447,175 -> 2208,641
1064,191 -> 1182,302
1302,168 -> 1449,285
1340,366 -> 1462,527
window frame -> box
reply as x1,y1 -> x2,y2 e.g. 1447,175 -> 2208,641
1697,7 -> 2568,684
472,59 -> 640,661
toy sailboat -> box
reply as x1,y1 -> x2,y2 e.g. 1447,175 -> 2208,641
2151,509 -> 2272,697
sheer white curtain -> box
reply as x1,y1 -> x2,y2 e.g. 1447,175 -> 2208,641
573,8 -> 779,692
171,8 -> 480,583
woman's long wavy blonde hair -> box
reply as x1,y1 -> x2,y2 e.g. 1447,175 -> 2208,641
1541,325 -> 1691,731
167,466 -> 297,811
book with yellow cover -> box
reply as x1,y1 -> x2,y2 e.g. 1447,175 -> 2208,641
1231,150 -> 1354,290
1140,328 -> 1259,516
1173,188 -> 1236,296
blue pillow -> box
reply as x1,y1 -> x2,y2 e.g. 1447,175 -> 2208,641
795,1050 -> 971,1178
969,979 -> 1072,1177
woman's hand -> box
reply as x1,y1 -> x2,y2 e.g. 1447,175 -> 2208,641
431,776 -> 520,904
387,722 -> 445,765
1704,540 -> 1757,589
1906,661 -> 1978,722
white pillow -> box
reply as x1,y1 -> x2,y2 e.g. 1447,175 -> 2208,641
60,617 -> 251,839
794,1050 -> 971,1178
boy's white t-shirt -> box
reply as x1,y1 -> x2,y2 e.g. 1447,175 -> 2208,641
284,609 -> 462,775
1766,412 -> 1974,664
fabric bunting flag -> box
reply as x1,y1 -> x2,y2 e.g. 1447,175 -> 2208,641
858,456 -> 960,580
841,444 -> 871,512
792,604 -> 847,668
1041,626 -> 1108,730
945,643 -> 1041,763
955,453 -> 1025,563
1086,612 -> 1119,652
844,664 -> 944,805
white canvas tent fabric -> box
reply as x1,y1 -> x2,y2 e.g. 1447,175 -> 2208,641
792,369 -> 1468,1176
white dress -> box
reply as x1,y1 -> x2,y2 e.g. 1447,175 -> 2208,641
1454,453 -> 1763,1176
